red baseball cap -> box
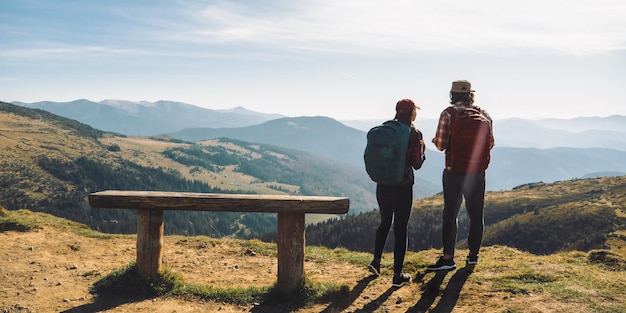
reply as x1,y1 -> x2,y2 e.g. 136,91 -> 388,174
396,99 -> 420,114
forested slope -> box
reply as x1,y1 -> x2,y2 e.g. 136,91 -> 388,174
305,176 -> 626,255
0,101 -> 375,237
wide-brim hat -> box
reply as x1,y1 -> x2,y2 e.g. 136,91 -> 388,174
451,80 -> 475,93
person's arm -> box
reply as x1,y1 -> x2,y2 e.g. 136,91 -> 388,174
409,128 -> 425,170
482,109 -> 495,149
432,110 -> 451,151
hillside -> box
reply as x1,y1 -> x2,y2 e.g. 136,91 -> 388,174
306,176 -> 626,256
168,116 -> 441,197
12,99 -> 626,192
1,207 -> 624,313
168,116 -> 365,165
0,101 -> 376,237
3,100 -> 626,246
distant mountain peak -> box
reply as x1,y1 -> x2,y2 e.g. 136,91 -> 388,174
100,99 -> 214,115
101,99 -> 200,106
216,106 -> 248,113
216,106 -> 284,119
100,99 -> 152,114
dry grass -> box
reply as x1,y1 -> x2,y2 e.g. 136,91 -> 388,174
97,136 -> 301,195
1,208 -> 625,313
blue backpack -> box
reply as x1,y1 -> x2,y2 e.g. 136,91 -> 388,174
364,120 -> 411,185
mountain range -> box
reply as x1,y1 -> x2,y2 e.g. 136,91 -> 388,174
14,99 -> 626,150
11,99 -> 626,192
344,115 -> 626,151
12,99 -> 283,136
1,100 -> 625,262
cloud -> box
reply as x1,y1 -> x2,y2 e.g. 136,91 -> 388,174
2,0 -> 625,60
177,0 -> 626,56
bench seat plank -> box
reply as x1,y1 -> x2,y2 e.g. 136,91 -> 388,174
89,190 -> 349,214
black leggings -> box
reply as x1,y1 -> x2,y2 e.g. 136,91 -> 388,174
373,183 -> 413,273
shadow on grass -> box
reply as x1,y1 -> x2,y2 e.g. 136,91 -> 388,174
318,275 -> 377,313
60,294 -> 150,313
407,270 -> 449,312
249,276 -> 361,313
407,265 -> 474,313
432,265 -> 474,312
73,262 -> 354,313
352,285 -> 398,313
61,263 -> 162,312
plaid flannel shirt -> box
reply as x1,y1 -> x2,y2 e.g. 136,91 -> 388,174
408,126 -> 426,169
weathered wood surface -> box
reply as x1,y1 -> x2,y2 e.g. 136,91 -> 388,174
277,212 -> 305,292
89,190 -> 349,214
136,209 -> 163,280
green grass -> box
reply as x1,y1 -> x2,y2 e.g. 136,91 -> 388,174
239,238 -> 278,257
91,262 -> 348,307
491,271 -> 559,295
0,207 -> 125,239
477,247 -> 626,312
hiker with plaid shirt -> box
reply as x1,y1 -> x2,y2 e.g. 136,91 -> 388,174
428,80 -> 494,271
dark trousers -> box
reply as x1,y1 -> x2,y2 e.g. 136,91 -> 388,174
373,183 -> 413,274
441,169 -> 486,257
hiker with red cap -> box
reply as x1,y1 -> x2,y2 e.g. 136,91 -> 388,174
364,98 -> 426,287
428,80 -> 495,271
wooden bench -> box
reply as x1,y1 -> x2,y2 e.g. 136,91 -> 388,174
88,190 -> 350,294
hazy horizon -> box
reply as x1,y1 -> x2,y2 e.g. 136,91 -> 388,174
11,98 -> 625,122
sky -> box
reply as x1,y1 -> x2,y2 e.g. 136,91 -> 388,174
1,0 -> 625,120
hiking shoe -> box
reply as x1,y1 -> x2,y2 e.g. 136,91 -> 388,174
466,255 -> 479,265
368,262 -> 381,276
426,256 -> 456,271
392,272 -> 411,287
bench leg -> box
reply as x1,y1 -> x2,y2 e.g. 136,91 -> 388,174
136,209 -> 164,281
277,212 -> 305,294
